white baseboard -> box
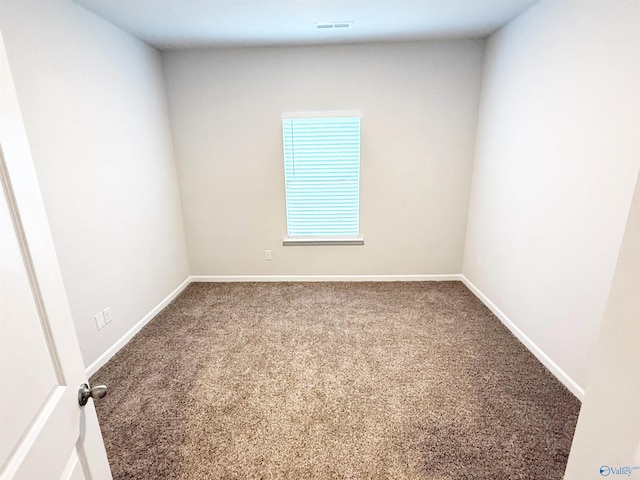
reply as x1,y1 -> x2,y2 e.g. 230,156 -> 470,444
190,274 -> 463,282
85,277 -> 191,377
460,275 -> 585,401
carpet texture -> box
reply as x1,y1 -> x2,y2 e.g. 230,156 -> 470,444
91,282 -> 580,479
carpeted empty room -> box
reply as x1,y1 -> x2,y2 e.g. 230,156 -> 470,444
4,0 -> 640,477
91,281 -> 580,479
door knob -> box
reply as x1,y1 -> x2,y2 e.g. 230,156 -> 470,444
78,383 -> 108,406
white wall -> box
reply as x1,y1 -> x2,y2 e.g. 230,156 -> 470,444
564,169 -> 640,478
0,0 -> 190,367
162,41 -> 484,276
463,0 -> 640,393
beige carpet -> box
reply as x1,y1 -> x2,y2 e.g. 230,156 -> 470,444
91,282 -> 580,479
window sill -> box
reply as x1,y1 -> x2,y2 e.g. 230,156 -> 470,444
282,238 -> 365,246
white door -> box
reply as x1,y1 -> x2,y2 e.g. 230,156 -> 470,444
0,30 -> 112,480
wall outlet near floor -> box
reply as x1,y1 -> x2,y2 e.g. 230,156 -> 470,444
95,311 -> 106,330
103,307 -> 112,324
265,249 -> 272,261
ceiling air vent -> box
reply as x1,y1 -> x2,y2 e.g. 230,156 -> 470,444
314,22 -> 353,30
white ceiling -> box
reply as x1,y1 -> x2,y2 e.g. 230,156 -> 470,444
73,0 -> 539,49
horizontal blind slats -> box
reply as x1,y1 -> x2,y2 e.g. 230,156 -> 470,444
283,116 -> 360,237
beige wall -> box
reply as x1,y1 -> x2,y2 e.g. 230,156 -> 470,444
162,41 -> 484,276
0,0 -> 190,367
463,0 -> 640,392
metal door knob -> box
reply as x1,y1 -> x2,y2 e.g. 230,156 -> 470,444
78,383 -> 108,406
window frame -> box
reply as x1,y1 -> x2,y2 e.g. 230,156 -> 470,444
281,111 -> 364,246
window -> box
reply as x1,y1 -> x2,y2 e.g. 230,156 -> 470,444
282,112 -> 363,246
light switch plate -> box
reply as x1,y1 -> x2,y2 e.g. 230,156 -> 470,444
95,311 -> 106,330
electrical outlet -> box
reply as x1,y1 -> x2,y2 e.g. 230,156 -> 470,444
265,250 -> 272,261
103,307 -> 112,324
95,311 -> 106,330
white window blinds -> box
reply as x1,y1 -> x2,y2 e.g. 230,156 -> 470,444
282,115 -> 361,239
